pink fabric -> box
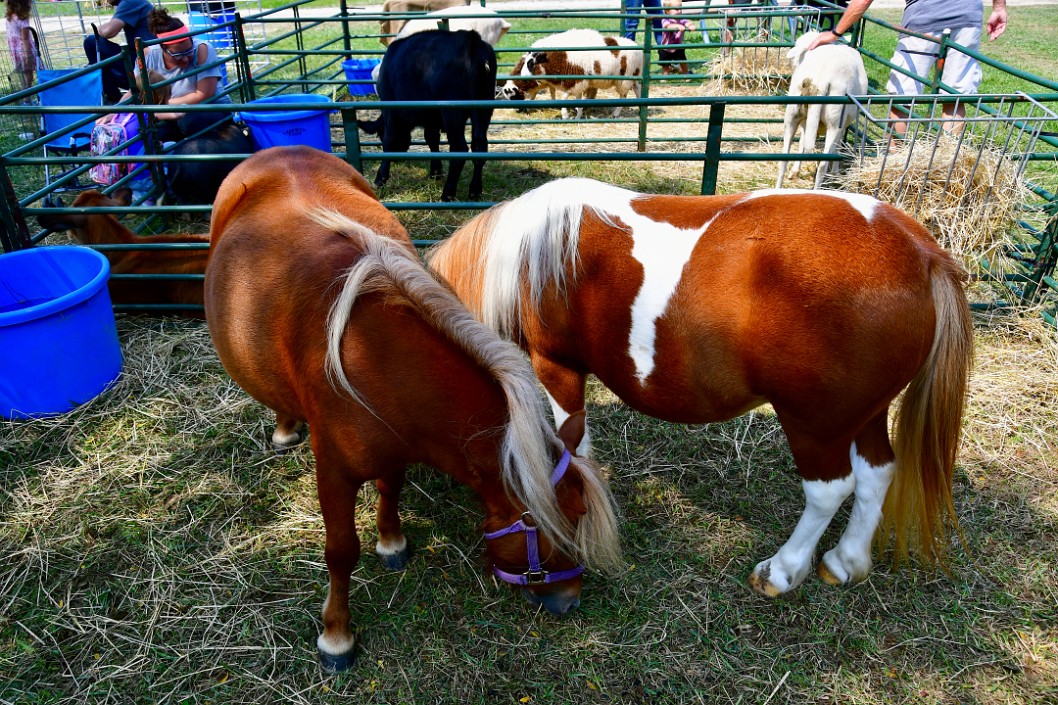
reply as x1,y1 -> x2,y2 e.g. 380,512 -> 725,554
660,17 -> 692,46
6,16 -> 34,71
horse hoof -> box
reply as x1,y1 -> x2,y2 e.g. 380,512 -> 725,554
467,192 -> 482,202
816,560 -> 844,586
319,648 -> 356,674
378,544 -> 411,571
748,570 -> 783,598
441,193 -> 456,202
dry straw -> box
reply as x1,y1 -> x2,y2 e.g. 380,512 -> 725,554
702,32 -> 793,96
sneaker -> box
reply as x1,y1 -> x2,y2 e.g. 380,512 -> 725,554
18,132 -> 35,141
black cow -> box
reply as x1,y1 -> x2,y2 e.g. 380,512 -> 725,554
167,120 -> 253,206
358,30 -> 496,201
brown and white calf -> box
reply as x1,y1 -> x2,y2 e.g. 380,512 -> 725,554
37,189 -> 210,314
498,29 -> 643,119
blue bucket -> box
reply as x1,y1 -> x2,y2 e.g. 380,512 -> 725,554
239,94 -> 333,153
187,10 -> 235,53
342,58 -> 380,96
0,246 -> 123,420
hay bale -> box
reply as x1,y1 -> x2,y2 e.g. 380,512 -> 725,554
833,135 -> 1030,277
702,32 -> 792,96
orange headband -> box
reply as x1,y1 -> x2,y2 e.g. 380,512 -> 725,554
157,28 -> 190,46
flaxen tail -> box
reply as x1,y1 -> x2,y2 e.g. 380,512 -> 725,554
881,255 -> 974,566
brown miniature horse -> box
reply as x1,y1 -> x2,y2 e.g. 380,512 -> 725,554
37,189 -> 209,314
428,177 -> 974,598
204,148 -> 621,672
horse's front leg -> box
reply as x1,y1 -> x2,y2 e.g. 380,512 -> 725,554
749,428 -> 854,596
818,413 -> 896,586
314,444 -> 362,673
375,467 -> 410,571
533,353 -> 590,456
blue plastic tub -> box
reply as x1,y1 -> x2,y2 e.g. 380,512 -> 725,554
0,246 -> 123,420
187,10 -> 235,53
342,58 -> 380,96
239,94 -> 333,153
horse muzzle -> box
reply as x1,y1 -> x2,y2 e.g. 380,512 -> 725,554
522,586 -> 581,616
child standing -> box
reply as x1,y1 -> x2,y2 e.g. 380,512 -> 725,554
5,0 -> 36,94
659,0 -> 693,76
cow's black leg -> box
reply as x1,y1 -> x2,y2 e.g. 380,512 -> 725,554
376,125 -> 412,189
423,125 -> 444,180
440,113 -> 470,202
466,108 -> 493,201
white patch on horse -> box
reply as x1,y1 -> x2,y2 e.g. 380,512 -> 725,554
751,474 -> 854,594
376,534 -> 408,558
820,442 -> 895,584
743,188 -> 879,222
601,192 -> 709,384
545,389 -> 591,457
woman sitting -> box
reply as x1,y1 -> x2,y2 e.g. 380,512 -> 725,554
138,7 -> 232,142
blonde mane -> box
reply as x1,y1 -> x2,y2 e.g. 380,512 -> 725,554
312,208 -> 621,571
428,177 -> 630,340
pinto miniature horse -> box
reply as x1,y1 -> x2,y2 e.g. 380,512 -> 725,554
204,148 -> 620,672
428,177 -> 974,598
37,188 -> 209,314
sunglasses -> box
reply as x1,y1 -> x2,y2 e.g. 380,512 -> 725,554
163,45 -> 195,59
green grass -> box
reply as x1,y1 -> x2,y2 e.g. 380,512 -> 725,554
0,316 -> 1055,704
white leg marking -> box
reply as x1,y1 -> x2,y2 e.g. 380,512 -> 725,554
752,474 -> 854,594
742,189 -> 879,222
317,592 -> 355,656
271,421 -> 305,447
545,390 -> 591,457
821,442 -> 895,584
375,534 -> 408,558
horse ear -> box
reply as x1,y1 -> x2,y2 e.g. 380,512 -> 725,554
111,188 -> 133,206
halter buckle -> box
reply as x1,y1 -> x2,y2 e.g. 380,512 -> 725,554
524,569 -> 547,585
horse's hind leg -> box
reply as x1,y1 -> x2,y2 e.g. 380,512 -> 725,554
375,467 -> 410,571
749,428 -> 854,597
818,412 -> 895,587
272,414 -> 307,452
313,441 -> 362,673
533,354 -> 591,456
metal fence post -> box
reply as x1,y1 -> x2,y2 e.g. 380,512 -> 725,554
235,13 -> 257,102
0,160 -> 32,252
701,101 -> 725,195
341,108 -> 364,173
135,39 -> 167,198
340,0 -> 352,61
638,28 -> 652,153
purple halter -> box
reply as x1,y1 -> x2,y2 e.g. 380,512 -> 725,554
483,450 -> 585,586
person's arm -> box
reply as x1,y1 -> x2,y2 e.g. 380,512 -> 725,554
987,0 -> 1007,41
96,17 -> 125,39
805,0 -> 874,52
158,45 -> 219,119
